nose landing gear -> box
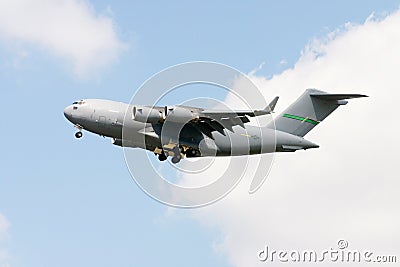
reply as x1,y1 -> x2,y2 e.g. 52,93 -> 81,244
75,131 -> 83,139
73,124 -> 83,139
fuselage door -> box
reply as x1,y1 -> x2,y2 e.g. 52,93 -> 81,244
98,116 -> 107,128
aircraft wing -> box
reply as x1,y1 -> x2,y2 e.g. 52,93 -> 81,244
200,96 -> 279,117
133,97 -> 278,138
187,96 -> 279,136
197,96 -> 278,129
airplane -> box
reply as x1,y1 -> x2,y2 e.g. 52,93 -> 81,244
64,89 -> 367,164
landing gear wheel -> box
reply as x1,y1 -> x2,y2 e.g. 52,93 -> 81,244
186,148 -> 197,157
75,131 -> 83,139
171,154 -> 181,164
158,153 -> 167,161
172,146 -> 181,155
171,146 -> 182,164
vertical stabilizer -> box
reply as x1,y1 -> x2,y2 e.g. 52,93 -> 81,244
271,89 -> 367,137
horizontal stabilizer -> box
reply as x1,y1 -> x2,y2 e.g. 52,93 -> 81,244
310,93 -> 368,100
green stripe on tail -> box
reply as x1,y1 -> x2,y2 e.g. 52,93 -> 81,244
283,114 -> 320,125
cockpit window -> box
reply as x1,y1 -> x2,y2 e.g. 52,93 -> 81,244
72,100 -> 85,105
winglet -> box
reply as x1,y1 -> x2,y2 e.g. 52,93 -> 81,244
265,96 -> 279,112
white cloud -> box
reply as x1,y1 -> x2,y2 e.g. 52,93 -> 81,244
0,0 -> 126,78
0,213 -> 10,266
0,214 -> 9,238
186,9 -> 400,267
279,59 -> 287,65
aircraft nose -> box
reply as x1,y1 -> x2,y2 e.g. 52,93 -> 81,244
64,105 -> 73,121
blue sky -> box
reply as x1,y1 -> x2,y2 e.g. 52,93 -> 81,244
1,1 -> 399,267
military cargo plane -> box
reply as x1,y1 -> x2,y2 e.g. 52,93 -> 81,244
64,89 -> 367,164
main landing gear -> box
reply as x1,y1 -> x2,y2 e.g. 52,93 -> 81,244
171,146 -> 182,164
170,148 -> 181,164
158,153 -> 167,161
157,146 -> 184,164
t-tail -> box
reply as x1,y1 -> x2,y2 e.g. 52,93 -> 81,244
272,89 -> 368,137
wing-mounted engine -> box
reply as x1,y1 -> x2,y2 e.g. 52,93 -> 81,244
164,106 -> 199,123
132,105 -> 199,124
132,106 -> 164,123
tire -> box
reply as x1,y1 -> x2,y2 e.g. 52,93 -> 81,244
75,132 -> 83,138
171,155 -> 181,164
187,148 -> 196,157
158,153 -> 167,161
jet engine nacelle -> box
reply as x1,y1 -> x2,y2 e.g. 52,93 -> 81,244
133,106 -> 164,123
164,106 -> 199,123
